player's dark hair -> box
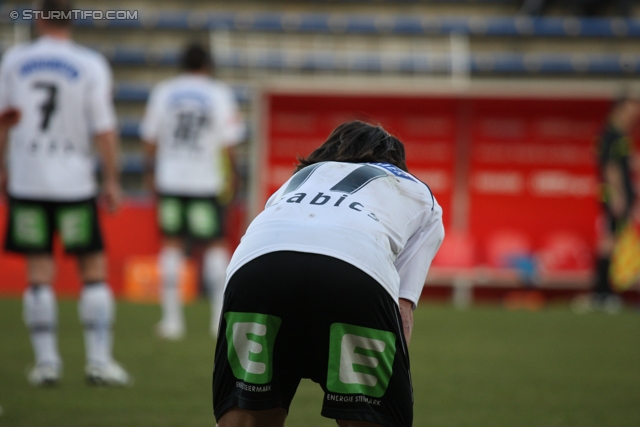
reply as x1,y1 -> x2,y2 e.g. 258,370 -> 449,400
181,43 -> 212,72
39,0 -> 73,27
296,121 -> 408,172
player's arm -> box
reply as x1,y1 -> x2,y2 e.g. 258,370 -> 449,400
142,140 -> 157,193
394,202 -> 445,346
603,160 -> 629,220
0,108 -> 20,197
224,145 -> 240,203
218,85 -> 245,203
399,298 -> 414,345
95,130 -> 122,212
0,120 -> 9,198
0,51 -> 21,198
86,56 -> 122,212
139,82 -> 164,195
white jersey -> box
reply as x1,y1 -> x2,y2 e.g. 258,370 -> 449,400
139,74 -> 245,196
0,36 -> 117,200
228,161 -> 445,307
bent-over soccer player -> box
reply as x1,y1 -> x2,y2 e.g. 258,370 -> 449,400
212,121 -> 445,427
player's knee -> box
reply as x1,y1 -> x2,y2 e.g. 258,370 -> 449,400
78,252 -> 107,283
26,255 -> 55,284
162,236 -> 184,250
336,420 -> 385,427
217,407 -> 286,427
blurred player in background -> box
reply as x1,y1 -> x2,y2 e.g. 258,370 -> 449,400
212,121 -> 444,427
0,0 -> 130,386
140,43 -> 244,340
574,93 -> 640,313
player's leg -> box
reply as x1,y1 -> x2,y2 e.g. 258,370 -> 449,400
576,206 -> 622,313
58,198 -> 130,386
186,196 -> 227,337
593,209 -> 622,312
203,239 -> 228,338
157,237 -> 186,339
297,254 -> 412,427
217,407 -> 287,427
77,252 -> 113,367
212,252 -> 412,427
24,254 -> 62,386
4,197 -> 61,386
156,195 -> 187,339
77,251 -> 130,386
336,421 -> 385,427
213,253 -> 307,425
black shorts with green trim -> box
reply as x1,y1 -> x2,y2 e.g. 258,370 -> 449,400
157,193 -> 225,241
212,251 -> 413,427
4,196 -> 104,255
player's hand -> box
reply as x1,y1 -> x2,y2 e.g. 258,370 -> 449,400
103,179 -> 123,213
398,298 -> 414,346
0,168 -> 7,200
609,191 -> 629,221
0,108 -> 21,128
143,172 -> 156,197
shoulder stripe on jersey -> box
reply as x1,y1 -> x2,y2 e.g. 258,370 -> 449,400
369,162 -> 416,182
330,164 -> 388,194
371,163 -> 436,211
282,162 -> 325,195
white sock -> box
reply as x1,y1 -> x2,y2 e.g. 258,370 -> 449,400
79,283 -> 114,367
23,284 -> 61,368
159,247 -> 184,328
203,246 -> 229,336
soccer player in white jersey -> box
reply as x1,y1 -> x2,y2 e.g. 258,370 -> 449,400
140,43 -> 244,340
0,0 -> 130,387
212,121 -> 445,427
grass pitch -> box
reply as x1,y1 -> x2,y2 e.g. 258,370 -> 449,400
0,298 -> 639,427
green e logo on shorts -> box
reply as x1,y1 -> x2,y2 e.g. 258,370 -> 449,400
12,204 -> 47,248
225,312 -> 282,384
187,201 -> 217,238
56,205 -> 91,248
159,197 -> 182,233
327,323 -> 396,398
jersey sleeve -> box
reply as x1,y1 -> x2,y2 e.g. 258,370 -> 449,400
0,47 -> 18,111
139,85 -> 164,143
86,55 -> 117,134
216,85 -> 245,147
394,199 -> 445,308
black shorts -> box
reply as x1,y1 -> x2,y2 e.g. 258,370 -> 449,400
212,251 -> 413,427
4,196 -> 104,255
157,194 -> 225,241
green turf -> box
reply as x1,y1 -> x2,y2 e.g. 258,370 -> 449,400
0,298 -> 639,427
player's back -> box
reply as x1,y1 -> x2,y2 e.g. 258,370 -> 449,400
143,75 -> 243,196
228,161 -> 444,302
0,36 -> 115,200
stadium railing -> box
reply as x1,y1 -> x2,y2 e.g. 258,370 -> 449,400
103,47 -> 640,75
